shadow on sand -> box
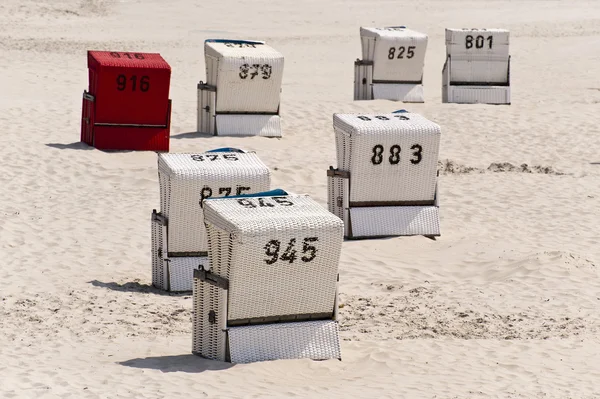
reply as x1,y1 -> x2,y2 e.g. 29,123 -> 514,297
171,131 -> 214,140
88,280 -> 191,296
119,354 -> 234,373
46,142 -> 95,150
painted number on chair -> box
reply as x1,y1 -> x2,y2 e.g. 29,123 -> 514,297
236,197 -> 294,208
224,43 -> 257,48
239,64 -> 272,80
190,154 -> 239,162
357,115 -> 410,122
109,52 -> 145,60
371,144 -> 422,165
388,46 -> 416,59
264,237 -> 319,265
465,35 -> 493,49
199,185 -> 251,207
116,75 -> 150,92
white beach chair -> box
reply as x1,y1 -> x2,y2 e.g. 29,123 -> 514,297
327,111 -> 441,239
442,28 -> 511,104
151,149 -> 271,292
354,26 -> 428,102
192,190 -> 343,363
197,39 -> 284,137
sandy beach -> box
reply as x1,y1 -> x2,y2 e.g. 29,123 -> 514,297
1,0 -> 599,397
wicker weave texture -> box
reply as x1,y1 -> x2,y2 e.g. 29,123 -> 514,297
327,175 -> 344,222
151,213 -> 209,291
445,28 -> 509,58
228,320 -> 341,363
447,85 -> 511,104
158,152 -> 271,253
215,115 -> 281,137
88,51 -> 170,70
192,273 -> 227,360
359,27 -> 427,82
372,83 -> 424,102
204,41 -> 284,113
327,174 -> 349,237
449,59 -> 508,84
203,194 -> 343,321
349,205 -> 440,237
197,86 -> 216,134
445,29 -> 509,83
151,216 -> 165,289
354,62 -> 373,101
333,112 -> 440,203
168,256 -> 208,292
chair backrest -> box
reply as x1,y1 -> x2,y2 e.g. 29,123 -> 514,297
157,151 -> 271,253
445,28 -> 510,84
360,27 -> 428,83
203,193 -> 343,322
204,39 -> 284,113
333,111 -> 441,203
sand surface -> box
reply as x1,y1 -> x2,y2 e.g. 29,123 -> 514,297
1,0 -> 599,397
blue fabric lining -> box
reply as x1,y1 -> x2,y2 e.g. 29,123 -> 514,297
206,189 -> 288,201
206,147 -> 246,153
204,39 -> 265,45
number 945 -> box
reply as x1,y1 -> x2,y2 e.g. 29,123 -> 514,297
264,237 -> 318,265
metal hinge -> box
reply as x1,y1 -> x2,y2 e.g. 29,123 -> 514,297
194,268 -> 229,290
327,167 -> 350,178
151,209 -> 167,226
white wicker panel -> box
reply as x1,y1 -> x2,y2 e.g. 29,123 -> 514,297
450,59 -> 508,84
359,27 -> 427,83
203,194 -> 343,321
228,320 -> 341,363
448,85 -> 511,104
349,205 -> 440,237
205,55 -> 219,86
354,62 -> 373,101
445,29 -> 509,84
158,152 -> 271,253
327,173 -> 349,238
372,83 -> 424,102
333,112 -> 441,203
204,41 -> 284,113
197,85 -> 216,135
445,28 -> 509,58
192,272 -> 227,360
168,256 -> 208,292
360,34 -> 375,61
327,174 -> 343,221
151,214 -> 165,289
215,114 -> 281,137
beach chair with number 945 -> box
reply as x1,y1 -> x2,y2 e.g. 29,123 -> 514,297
192,190 -> 343,363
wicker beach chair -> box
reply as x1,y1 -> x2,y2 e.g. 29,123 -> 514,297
327,111 -> 441,238
151,149 -> 271,292
192,190 -> 343,363
197,39 -> 284,137
354,26 -> 428,102
81,51 -> 172,151
442,28 -> 511,104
